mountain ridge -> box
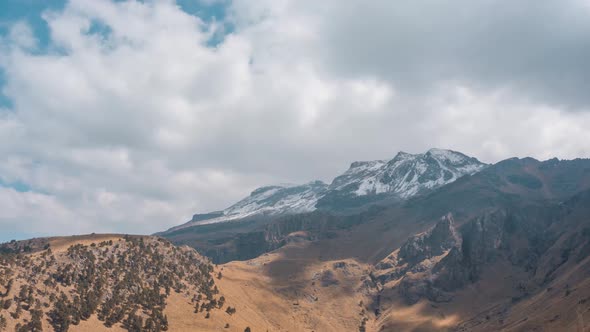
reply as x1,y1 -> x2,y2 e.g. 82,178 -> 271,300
5,153 -> 590,332
162,148 -> 487,234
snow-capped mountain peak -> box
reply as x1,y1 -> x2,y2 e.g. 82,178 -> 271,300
329,148 -> 487,199
164,149 -> 487,231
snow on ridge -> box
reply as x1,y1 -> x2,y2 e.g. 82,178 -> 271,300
172,149 -> 487,229
333,149 -> 487,199
183,180 -> 329,227
427,148 -> 467,163
166,181 -> 330,231
349,160 -> 388,170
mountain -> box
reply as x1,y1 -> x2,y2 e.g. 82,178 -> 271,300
164,181 -> 329,233
164,155 -> 590,331
160,156 -> 590,266
162,149 -> 487,234
316,148 -> 487,209
194,156 -> 590,332
5,154 -> 590,332
329,149 -> 486,198
158,148 -> 487,263
373,188 -> 590,331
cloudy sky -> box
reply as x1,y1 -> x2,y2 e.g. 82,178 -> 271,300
1,0 -> 589,241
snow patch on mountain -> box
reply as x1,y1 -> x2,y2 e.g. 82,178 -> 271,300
164,149 -> 487,232
166,181 -> 328,231
329,148 -> 487,199
224,181 -> 327,218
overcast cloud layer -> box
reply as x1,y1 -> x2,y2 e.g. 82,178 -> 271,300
1,0 -> 590,241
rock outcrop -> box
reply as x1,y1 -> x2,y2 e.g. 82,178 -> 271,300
373,214 -> 460,303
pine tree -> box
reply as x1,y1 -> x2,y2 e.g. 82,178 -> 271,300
161,314 -> 169,331
30,308 -> 44,332
11,302 -> 22,319
123,310 -> 143,332
143,317 -> 155,331
49,293 -> 72,332
71,296 -> 81,325
1,299 -> 11,310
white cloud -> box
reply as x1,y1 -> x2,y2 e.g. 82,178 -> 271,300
7,21 -> 38,50
0,0 -> 589,240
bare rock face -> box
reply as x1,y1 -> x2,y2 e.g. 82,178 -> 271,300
375,214 -> 460,282
433,210 -> 509,291
391,209 -> 525,303
398,213 -> 460,265
373,214 -> 461,303
385,205 -> 573,305
373,209 -> 553,304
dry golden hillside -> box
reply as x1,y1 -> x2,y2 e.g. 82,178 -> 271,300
3,223 -> 590,332
0,235 -> 232,332
0,234 -> 377,332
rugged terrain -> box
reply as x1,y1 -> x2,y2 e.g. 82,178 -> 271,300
4,152 -> 590,331
158,154 -> 590,331
160,149 -> 487,263
162,148 -> 486,232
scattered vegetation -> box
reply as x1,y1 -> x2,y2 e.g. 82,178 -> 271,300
0,314 -> 7,331
0,236 -> 225,331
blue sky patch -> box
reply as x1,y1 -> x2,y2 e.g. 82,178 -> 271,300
0,179 -> 32,193
0,0 -> 65,50
177,0 -> 234,46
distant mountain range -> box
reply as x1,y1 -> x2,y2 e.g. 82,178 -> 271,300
162,148 -> 487,233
